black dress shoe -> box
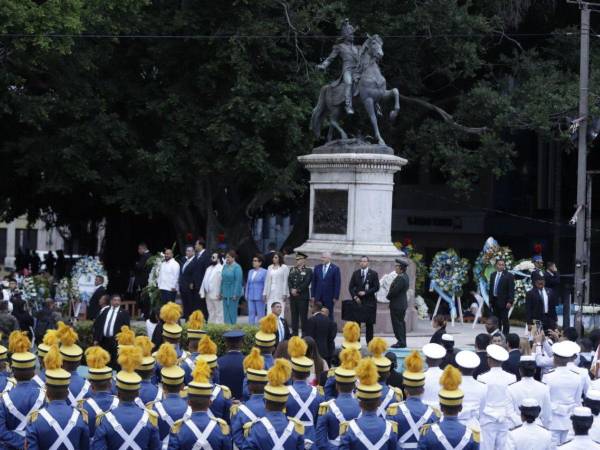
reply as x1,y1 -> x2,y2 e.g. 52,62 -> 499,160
390,343 -> 401,348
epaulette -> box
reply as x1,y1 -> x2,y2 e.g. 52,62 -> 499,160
243,420 -> 256,438
393,387 -> 403,401
288,417 -> 304,435
339,421 -> 349,435
546,368 -> 555,374
230,403 -> 239,417
171,418 -> 183,434
557,439 -> 572,446
78,407 -> 88,424
431,407 -> 442,418
29,410 -> 39,423
569,369 -> 579,375
508,381 -> 517,386
327,368 -> 335,377
145,400 -> 157,409
95,412 -> 106,427
420,423 -> 431,436
147,409 -> 158,427
318,401 -> 330,416
317,385 -> 324,396
215,417 -> 230,435
221,385 -> 232,400
386,403 -> 399,416
509,424 -> 522,431
387,420 -> 397,434
470,427 -> 480,443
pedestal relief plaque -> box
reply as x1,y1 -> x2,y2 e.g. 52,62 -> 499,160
313,189 -> 347,235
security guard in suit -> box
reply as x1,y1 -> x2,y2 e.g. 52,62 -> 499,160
25,345 -> 90,450
244,358 -> 305,450
135,336 -> 162,406
243,315 -> 277,400
231,348 -> 267,449
286,337 -> 324,446
152,343 -> 190,448
167,358 -> 231,450
339,358 -> 398,450
506,398 -> 552,450
197,353 -> 232,421
81,346 -> 118,437
92,345 -> 161,450
181,311 -> 205,384
0,331 -> 45,449
57,322 -> 90,406
315,348 -> 361,449
387,351 -> 439,449
369,338 -> 403,417
0,344 -> 15,393
417,365 -> 479,450
33,329 -> 60,388
217,330 -> 246,400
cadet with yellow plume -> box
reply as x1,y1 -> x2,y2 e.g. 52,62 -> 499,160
199,348 -> 231,422
0,336 -> 12,393
417,365 -> 479,449
81,346 -> 117,437
387,350 -> 439,449
242,313 -> 278,400
244,358 -> 305,450
368,337 -> 402,418
153,302 -> 184,357
197,334 -> 221,384
316,348 -> 361,449
33,329 -> 59,388
323,322 -> 361,399
167,358 -> 231,450
0,331 -> 44,449
182,310 -> 206,383
57,321 -> 90,406
231,347 -> 267,449
135,335 -> 162,406
339,358 -> 398,450
25,345 -> 90,450
151,343 -> 189,448
92,345 -> 161,449
286,336 -> 324,446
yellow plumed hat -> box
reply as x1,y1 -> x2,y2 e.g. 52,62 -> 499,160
355,358 -> 382,400
255,314 -> 277,348
116,345 -> 143,391
160,302 -> 183,339
57,322 -> 83,362
187,310 -> 206,339
342,322 -> 361,351
157,343 -> 185,385
198,334 -> 217,355
135,335 -> 155,371
37,329 -> 59,357
85,346 -> 113,381
243,347 -> 267,383
9,331 -> 36,370
438,365 -> 464,406
335,348 -> 360,384
288,336 -> 312,373
187,357 -> 213,397
116,325 -> 136,347
44,345 -> 71,386
368,337 -> 391,373
264,358 -> 292,403
402,350 -> 426,387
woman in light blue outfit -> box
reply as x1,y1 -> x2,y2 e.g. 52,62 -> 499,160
220,250 -> 243,324
245,254 -> 267,325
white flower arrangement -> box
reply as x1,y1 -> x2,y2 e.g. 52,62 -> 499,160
70,256 -> 108,285
414,295 -> 429,320
55,277 -> 80,303
513,260 -> 535,272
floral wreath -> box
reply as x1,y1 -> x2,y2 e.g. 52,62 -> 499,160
20,275 -> 51,310
429,249 -> 470,318
473,237 -> 514,306
143,252 -> 165,309
55,256 -> 108,304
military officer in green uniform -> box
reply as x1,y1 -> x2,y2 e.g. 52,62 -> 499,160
287,252 -> 313,336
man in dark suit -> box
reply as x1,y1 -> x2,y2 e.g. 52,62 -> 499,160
311,252 -> 341,321
472,333 -> 491,379
217,331 -> 246,399
87,275 -> 106,320
192,238 -> 210,320
304,302 -> 336,365
525,274 -> 558,331
178,245 -> 196,318
488,259 -> 515,335
93,294 -> 131,368
348,256 -> 380,344
386,259 -> 409,348
544,261 -> 561,290
271,302 -> 290,345
502,333 -> 521,380
133,242 -> 152,319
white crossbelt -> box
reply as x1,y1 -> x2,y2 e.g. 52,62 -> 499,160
431,424 -> 472,450
327,401 -> 347,447
186,419 -> 217,450
105,410 -> 149,450
397,403 -> 433,449
39,408 -> 80,450
377,388 -> 395,418
348,419 -> 392,450
155,403 -> 192,450
288,386 -> 317,427
259,417 -> 295,449
211,385 -> 221,401
2,379 -> 14,393
184,356 -> 196,372
68,380 -> 90,406
86,396 -> 119,416
2,389 -> 46,436
32,374 -> 44,388
238,404 -> 258,422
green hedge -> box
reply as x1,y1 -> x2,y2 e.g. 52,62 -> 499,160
73,321 -> 259,357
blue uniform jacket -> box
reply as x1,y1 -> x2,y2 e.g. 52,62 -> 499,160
231,394 -> 267,449
217,351 -> 245,400
209,385 -> 232,422
315,393 -> 360,450
243,411 -> 304,450
139,379 -> 162,406
417,416 -> 479,450
339,411 -> 398,450
167,411 -> 231,450
67,372 -> 90,406
25,400 -> 89,450
0,373 -> 13,394
0,380 -> 45,449
152,393 -> 189,441
182,352 -> 220,385
81,391 -> 118,437
285,381 -> 323,444
91,401 -> 160,450
242,354 -> 274,401
323,374 -> 336,400
386,397 -> 438,448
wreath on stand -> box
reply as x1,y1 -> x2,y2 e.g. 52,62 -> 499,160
473,237 -> 514,308
143,252 -> 165,309
20,275 -> 51,312
56,256 -> 108,319
429,249 -> 470,320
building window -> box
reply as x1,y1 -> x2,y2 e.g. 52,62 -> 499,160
15,228 -> 38,254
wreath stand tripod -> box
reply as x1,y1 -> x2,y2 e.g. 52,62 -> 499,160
431,294 -> 464,327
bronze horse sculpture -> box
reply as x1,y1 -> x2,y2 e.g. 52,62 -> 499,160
310,34 -> 400,145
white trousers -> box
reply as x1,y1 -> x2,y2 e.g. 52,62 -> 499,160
551,430 -> 568,447
481,422 -> 508,450
206,296 -> 224,324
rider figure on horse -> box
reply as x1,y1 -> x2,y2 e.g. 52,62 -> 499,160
317,19 -> 360,115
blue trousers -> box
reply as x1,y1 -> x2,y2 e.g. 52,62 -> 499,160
159,289 -> 176,304
223,297 -> 239,324
247,299 -> 266,325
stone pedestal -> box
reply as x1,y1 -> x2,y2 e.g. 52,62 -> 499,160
292,140 -> 416,335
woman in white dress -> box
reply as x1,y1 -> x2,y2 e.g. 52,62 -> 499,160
199,252 -> 224,323
262,252 -> 290,315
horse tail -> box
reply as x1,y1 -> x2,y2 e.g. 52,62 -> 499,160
310,86 -> 327,138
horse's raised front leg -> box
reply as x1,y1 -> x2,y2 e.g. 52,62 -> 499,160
386,88 -> 400,121
363,97 -> 385,145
